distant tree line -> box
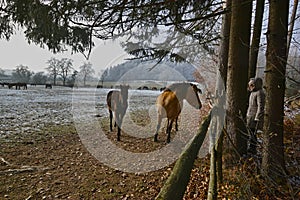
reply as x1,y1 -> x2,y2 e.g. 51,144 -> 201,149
0,58 -> 95,86
100,59 -> 200,82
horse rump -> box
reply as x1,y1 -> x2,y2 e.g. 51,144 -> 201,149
106,85 -> 129,141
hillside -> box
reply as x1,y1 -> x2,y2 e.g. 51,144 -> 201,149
102,59 -> 198,82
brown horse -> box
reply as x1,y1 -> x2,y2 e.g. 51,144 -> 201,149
106,85 -> 129,141
154,82 -> 202,143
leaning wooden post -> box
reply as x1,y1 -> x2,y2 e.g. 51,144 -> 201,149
155,111 -> 212,200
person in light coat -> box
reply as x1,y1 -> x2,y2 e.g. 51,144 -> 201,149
246,77 -> 265,155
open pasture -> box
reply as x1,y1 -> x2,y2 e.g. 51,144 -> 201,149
0,85 -> 211,199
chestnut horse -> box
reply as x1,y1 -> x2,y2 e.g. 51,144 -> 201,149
106,85 -> 129,141
154,82 -> 202,143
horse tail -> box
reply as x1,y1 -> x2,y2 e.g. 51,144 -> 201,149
106,91 -> 113,109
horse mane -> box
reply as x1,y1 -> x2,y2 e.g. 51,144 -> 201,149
165,82 -> 198,90
164,82 -> 193,97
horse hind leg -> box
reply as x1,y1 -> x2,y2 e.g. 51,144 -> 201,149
175,117 -> 178,131
115,113 -> 122,141
109,109 -> 113,131
117,126 -> 121,141
166,119 -> 173,143
166,119 -> 170,135
117,114 -> 124,141
154,115 -> 162,142
114,111 -> 117,128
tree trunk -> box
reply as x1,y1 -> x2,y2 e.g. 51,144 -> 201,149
83,75 -> 87,86
53,74 -> 56,85
287,0 -> 299,57
207,0 -> 231,197
261,0 -> 289,183
155,112 -> 211,200
249,0 -> 265,79
216,0 -> 231,185
226,0 -> 252,157
207,147 -> 217,200
218,0 -> 232,88
207,84 -> 227,199
216,131 -> 224,184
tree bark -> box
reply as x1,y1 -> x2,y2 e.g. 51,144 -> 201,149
216,130 -> 224,184
218,0 -> 232,88
226,0 -> 252,157
155,111 -> 211,200
262,0 -> 289,183
207,1 -> 232,196
207,147 -> 217,200
216,0 -> 231,185
249,0 -> 265,79
287,0 -> 299,57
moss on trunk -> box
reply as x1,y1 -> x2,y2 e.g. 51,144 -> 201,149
155,111 -> 212,200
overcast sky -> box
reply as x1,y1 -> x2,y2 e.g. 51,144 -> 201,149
0,30 -> 129,74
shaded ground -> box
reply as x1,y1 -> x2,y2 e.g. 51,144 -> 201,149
1,116 -> 299,200
0,117 -> 211,199
0,124 -> 168,199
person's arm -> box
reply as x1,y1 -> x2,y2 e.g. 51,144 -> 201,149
255,90 -> 265,121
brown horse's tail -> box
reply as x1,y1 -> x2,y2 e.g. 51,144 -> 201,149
107,90 -> 114,132
106,90 -> 113,109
